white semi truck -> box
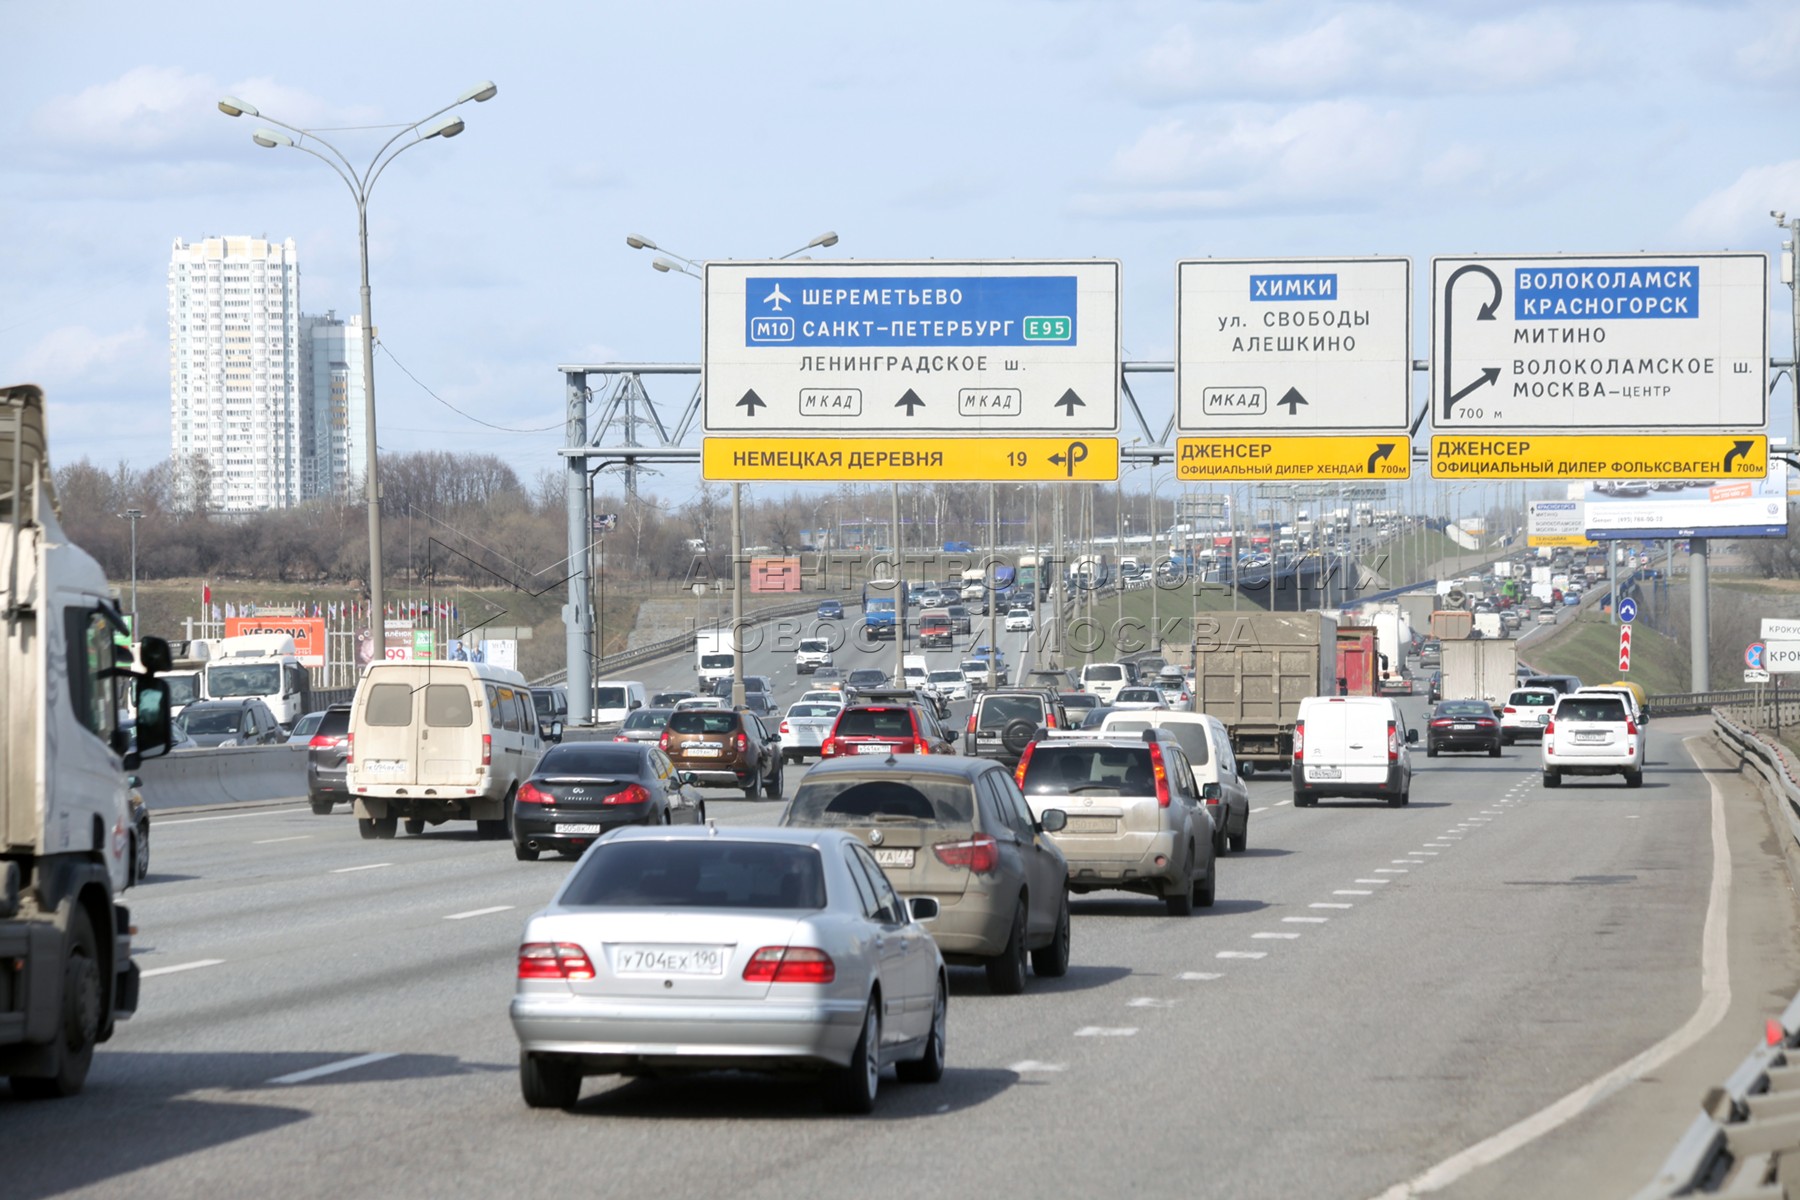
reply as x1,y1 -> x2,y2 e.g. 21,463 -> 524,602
1,385 -> 174,1097
203,633 -> 311,729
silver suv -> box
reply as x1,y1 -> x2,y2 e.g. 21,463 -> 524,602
1015,730 -> 1217,916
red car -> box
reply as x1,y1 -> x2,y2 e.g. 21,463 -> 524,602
820,704 -> 956,758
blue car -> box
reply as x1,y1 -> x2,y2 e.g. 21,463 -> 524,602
818,599 -> 845,620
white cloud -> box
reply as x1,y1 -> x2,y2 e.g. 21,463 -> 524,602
30,66 -> 356,156
1080,100 -> 1418,216
1734,6 -> 1800,80
15,324 -> 159,390
1132,4 -> 1582,100
1679,159 -> 1800,246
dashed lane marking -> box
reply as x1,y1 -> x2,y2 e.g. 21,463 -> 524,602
267,1052 -> 399,1086
1251,806 -> 1270,813
1374,868 -> 1409,874
1075,1027 -> 1139,1037
1216,951 -> 1267,960
1178,972 -> 1223,981
1283,917 -> 1328,923
1311,903 -> 1353,909
1334,890 -> 1373,896
1127,997 -> 1177,1009
445,905 -> 516,921
157,807 -> 310,827
1008,1061 -> 1069,1072
253,835 -> 313,845
1355,878 -> 1391,884
141,958 -> 225,978
331,863 -> 392,874
1252,932 -> 1300,940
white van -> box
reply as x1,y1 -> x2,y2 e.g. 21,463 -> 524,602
1291,696 -> 1416,807
590,679 -> 648,728
1080,662 -> 1130,705
902,654 -> 929,690
1098,711 -> 1251,854
348,661 -> 550,839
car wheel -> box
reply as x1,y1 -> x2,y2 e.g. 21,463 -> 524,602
985,903 -> 1030,995
1625,768 -> 1643,788
404,817 -> 426,836
743,781 -> 759,800
1240,761 -> 1256,779
827,1000 -> 881,1114
1427,744 -> 1439,758
896,981 -> 947,1084
8,906 -> 100,1099
134,824 -> 150,884
1212,817 -> 1228,857
764,762 -> 783,799
1030,891 -> 1071,978
519,1051 -> 581,1110
357,818 -> 378,840
1543,770 -> 1561,788
1228,818 -> 1246,855
374,817 -> 398,839
1165,852 -> 1196,916
1489,743 -> 1502,758
1194,861 -> 1217,909
309,797 -> 335,816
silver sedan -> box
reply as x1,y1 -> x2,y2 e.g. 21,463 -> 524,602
510,826 -> 948,1114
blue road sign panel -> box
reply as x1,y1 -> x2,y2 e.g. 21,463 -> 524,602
1747,642 -> 1766,669
743,276 -> 1077,347
1618,597 -> 1638,623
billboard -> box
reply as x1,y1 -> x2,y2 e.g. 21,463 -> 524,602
1582,461 -> 1789,539
224,616 -> 327,668
749,556 -> 802,593
1528,500 -> 1591,547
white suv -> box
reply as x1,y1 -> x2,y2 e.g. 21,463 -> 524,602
1499,687 -> 1558,744
794,637 -> 833,675
1542,693 -> 1643,788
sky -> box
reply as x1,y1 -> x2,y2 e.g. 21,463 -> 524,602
4,0 -> 1799,509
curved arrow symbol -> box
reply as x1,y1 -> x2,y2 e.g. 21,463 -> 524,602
1723,439 -> 1753,472
1048,441 -> 1089,477
1442,263 -> 1503,420
1366,443 -> 1395,474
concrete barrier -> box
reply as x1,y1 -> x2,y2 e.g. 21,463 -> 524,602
135,744 -> 308,812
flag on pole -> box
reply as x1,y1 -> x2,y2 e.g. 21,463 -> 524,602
202,583 -> 212,607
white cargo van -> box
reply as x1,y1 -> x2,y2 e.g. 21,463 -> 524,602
590,679 -> 647,728
348,661 -> 548,839
1080,662 -> 1130,705
1291,696 -> 1415,807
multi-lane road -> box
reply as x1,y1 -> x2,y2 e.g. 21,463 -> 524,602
10,615 -> 1800,1200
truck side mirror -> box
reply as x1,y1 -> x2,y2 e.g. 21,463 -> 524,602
138,635 -> 173,675
132,679 -> 172,762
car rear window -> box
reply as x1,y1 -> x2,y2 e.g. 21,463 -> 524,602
1103,719 -> 1210,765
1020,745 -> 1155,796
184,706 -> 243,735
788,704 -> 840,719
540,744 -> 644,775
787,777 -> 974,825
835,708 -> 916,738
848,670 -> 887,687
1510,691 -> 1556,707
363,682 -> 413,727
1437,701 -> 1492,717
593,687 -> 628,708
425,684 -> 474,728
1060,693 -> 1097,710
562,841 -> 825,910
668,711 -> 740,735
1084,665 -> 1123,682
622,708 -> 672,730
978,695 -> 1043,729
1557,697 -> 1627,722
318,707 -> 352,736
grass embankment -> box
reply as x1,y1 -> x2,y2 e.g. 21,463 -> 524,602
1360,530 -> 1487,587
1073,582 -> 1252,663
1526,610 -> 1689,697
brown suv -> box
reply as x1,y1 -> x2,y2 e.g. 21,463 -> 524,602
659,708 -> 783,799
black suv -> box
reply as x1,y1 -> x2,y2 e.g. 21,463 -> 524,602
307,704 -> 353,814
965,688 -> 1070,766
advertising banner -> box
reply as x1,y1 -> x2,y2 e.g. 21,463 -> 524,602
384,619 -> 414,663
1528,501 -> 1590,547
749,556 -> 802,593
224,616 -> 327,668
1582,461 -> 1788,539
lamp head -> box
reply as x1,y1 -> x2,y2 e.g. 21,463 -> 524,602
458,80 -> 499,104
252,129 -> 293,149
652,258 -> 676,273
218,96 -> 258,118
626,234 -> 656,251
425,115 -> 466,139
811,231 -> 840,249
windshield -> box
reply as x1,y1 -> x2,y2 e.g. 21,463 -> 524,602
562,841 -> 825,910
184,707 -> 244,734
622,708 -> 672,730
928,671 -> 962,684
165,673 -> 202,707
700,654 -> 734,670
799,640 -> 828,653
208,664 -> 279,697
539,743 -> 645,776
593,687 -> 628,708
787,776 -> 974,826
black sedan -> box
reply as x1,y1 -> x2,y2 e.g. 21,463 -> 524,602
1425,700 -> 1503,757
512,742 -> 706,862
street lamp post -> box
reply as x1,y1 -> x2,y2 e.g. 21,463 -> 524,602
220,81 -> 497,662
120,508 -> 144,634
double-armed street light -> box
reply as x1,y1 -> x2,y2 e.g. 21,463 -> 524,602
219,81 -> 497,644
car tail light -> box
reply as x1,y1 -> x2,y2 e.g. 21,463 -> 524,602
482,734 -> 492,768
821,737 -> 840,758
1045,709 -> 1057,730
911,738 -> 931,754
1476,719 -> 1496,728
604,783 -> 652,806
1430,718 -> 1453,728
612,735 -> 630,742
658,729 -> 671,751
934,833 -> 999,873
1387,720 -> 1399,763
1502,706 -> 1516,714
309,733 -> 334,748
1292,720 -> 1304,763
1147,741 -> 1172,807
967,712 -> 977,734
1014,741 -> 1037,788
517,942 -> 594,981
1626,719 -> 1638,736
345,732 -> 355,765
780,719 -> 790,734
735,731 -> 748,753
517,781 -> 552,806
743,946 -> 836,984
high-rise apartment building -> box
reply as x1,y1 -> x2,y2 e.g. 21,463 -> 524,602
297,311 -> 367,499
168,236 -> 301,511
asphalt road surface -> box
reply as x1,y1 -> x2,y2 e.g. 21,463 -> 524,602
10,614 -> 1800,1200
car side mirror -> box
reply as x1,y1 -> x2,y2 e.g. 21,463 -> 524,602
631,700 -> 642,710
549,721 -> 563,741
1200,782 -> 1222,801
678,771 -> 698,786
908,896 -> 940,923
1406,729 -> 1419,744
1038,808 -> 1067,833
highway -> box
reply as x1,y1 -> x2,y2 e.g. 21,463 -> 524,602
9,613 -> 1800,1199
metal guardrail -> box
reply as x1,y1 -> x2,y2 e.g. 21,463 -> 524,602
1632,713 -> 1800,1197
1650,690 -> 1762,717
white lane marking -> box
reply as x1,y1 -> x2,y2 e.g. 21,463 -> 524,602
444,905 -> 515,921
156,807 -> 310,826
1216,951 -> 1267,959
1284,916 -> 1329,923
141,958 -> 225,978
1251,806 -> 1270,813
331,863 -> 391,874
1355,879 -> 1391,884
1393,859 -> 1425,864
1374,868 -> 1409,874
1369,734 -> 1734,1200
253,835 -> 313,845
1334,890 -> 1373,896
1074,1026 -> 1138,1037
1008,1060 -> 1068,1072
1252,932 -> 1300,939
1424,843 -> 1452,848
267,1052 -> 399,1086
1626,814 -> 1641,819
1411,851 -> 1440,856
1178,972 -> 1223,981
1127,997 -> 1177,1009
1312,902 -> 1353,909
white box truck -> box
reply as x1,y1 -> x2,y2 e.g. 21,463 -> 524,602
695,626 -> 736,692
203,633 -> 311,729
1,385 -> 175,1097
1439,638 -> 1519,705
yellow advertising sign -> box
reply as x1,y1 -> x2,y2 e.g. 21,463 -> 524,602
702,436 -> 1119,482
1432,433 -> 1766,479
1528,534 -> 1595,548
1173,436 -> 1410,482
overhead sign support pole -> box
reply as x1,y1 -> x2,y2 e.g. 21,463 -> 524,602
563,370 -> 591,721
